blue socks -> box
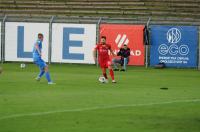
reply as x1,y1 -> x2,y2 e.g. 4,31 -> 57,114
38,70 -> 45,78
45,72 -> 52,82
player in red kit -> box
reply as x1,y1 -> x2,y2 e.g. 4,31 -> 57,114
93,36 -> 116,83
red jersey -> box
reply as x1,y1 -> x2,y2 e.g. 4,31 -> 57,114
95,43 -> 111,60
95,43 -> 111,68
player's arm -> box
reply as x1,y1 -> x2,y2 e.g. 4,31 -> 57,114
35,43 -> 41,56
108,44 -> 116,56
110,48 -> 116,57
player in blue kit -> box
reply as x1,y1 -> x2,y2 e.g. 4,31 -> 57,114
33,33 -> 55,84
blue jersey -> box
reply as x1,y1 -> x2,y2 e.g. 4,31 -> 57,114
33,39 -> 42,61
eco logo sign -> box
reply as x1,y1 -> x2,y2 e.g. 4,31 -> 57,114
115,34 -> 129,48
167,28 -> 181,44
158,28 -> 189,56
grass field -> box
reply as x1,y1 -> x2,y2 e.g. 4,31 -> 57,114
0,63 -> 200,132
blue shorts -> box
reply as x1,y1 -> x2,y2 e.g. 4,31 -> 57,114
34,58 -> 47,69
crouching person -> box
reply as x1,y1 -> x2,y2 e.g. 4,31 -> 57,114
112,44 -> 130,71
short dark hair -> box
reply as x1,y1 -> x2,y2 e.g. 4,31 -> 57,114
101,36 -> 106,40
38,33 -> 43,37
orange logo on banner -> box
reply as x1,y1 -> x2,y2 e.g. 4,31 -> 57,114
100,24 -> 145,66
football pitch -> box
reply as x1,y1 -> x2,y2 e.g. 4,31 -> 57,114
0,63 -> 200,132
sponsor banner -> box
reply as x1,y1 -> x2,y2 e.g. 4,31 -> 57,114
100,24 -> 145,66
5,22 -> 49,62
150,26 -> 198,68
51,24 -> 96,64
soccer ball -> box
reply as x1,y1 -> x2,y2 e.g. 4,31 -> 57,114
20,63 -> 26,69
98,76 -> 106,83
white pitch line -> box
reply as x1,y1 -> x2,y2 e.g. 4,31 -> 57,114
0,99 -> 200,121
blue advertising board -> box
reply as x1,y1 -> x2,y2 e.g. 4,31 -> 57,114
150,26 -> 198,68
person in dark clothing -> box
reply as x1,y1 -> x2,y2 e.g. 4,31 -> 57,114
112,44 -> 130,71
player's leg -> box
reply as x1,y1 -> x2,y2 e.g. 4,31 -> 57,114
108,61 -> 116,83
39,67 -> 45,77
36,67 -> 45,81
101,68 -> 108,79
44,65 -> 52,83
101,68 -> 109,83
39,59 -> 54,84
34,61 -> 45,81
99,61 -> 108,79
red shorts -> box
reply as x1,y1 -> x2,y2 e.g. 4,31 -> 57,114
99,59 -> 111,68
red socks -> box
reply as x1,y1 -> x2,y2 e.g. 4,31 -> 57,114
109,69 -> 115,80
102,69 -> 115,80
103,73 -> 108,79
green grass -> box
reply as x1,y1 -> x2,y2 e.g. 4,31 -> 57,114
0,63 -> 200,132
